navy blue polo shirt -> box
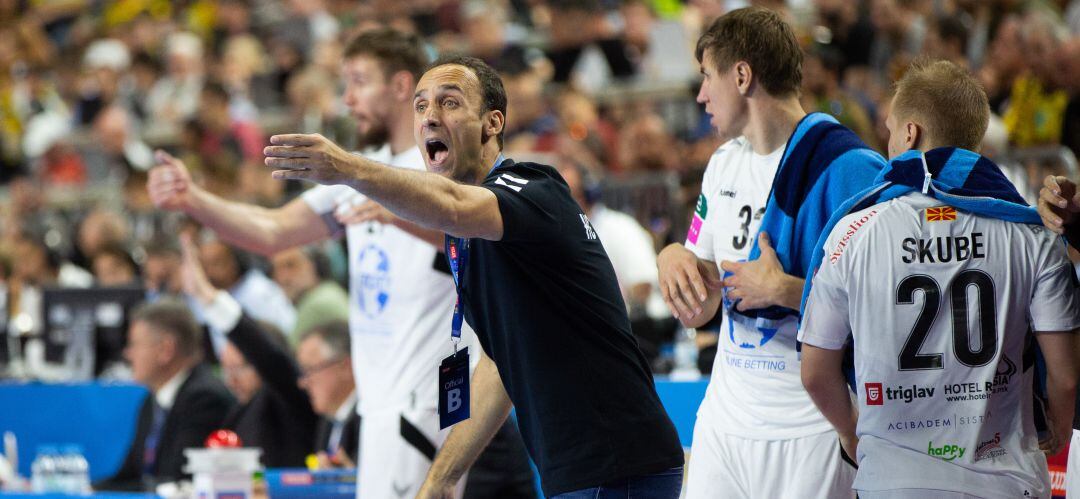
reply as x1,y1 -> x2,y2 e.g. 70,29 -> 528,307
454,159 -> 684,496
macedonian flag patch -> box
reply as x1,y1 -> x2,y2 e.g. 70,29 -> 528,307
925,206 -> 957,222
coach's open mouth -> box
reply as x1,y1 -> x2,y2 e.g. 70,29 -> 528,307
425,138 -> 449,167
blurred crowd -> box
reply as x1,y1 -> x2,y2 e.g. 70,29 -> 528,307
1,0 -> 1080,373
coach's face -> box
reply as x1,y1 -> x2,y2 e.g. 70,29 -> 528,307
414,64 -> 500,182
696,53 -> 749,142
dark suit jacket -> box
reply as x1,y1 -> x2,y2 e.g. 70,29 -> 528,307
221,314 -> 319,468
96,363 -> 235,491
313,401 -> 360,464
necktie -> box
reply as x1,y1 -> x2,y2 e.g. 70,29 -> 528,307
143,402 -> 167,476
327,419 -> 344,455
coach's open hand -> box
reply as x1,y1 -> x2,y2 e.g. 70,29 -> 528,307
720,232 -> 803,312
264,133 -> 360,185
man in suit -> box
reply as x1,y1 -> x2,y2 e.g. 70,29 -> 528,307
180,232 -> 319,468
96,299 -> 235,491
296,321 -> 360,466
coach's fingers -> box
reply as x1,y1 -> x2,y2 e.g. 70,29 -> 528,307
263,145 -> 315,159
266,157 -> 318,169
271,168 -> 313,180
269,134 -> 321,146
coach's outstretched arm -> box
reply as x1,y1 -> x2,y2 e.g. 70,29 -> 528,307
266,133 -> 505,241
1035,329 -> 1079,456
416,352 -> 513,499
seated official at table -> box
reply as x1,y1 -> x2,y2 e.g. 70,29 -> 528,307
296,321 -> 360,467
95,300 -> 235,492
181,233 -> 319,468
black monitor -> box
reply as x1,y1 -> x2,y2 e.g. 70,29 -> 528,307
41,286 -> 147,380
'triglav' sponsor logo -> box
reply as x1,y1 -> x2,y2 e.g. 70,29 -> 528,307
865,382 -> 936,405
927,441 -> 966,461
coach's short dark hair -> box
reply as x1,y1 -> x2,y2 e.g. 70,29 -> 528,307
427,55 -> 507,148
131,299 -> 203,360
695,7 -> 802,97
343,28 -> 429,82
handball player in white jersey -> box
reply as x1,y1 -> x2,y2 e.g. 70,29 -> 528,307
657,8 -> 864,498
801,60 -> 1080,499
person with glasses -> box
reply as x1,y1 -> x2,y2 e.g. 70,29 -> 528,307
296,321 -> 360,467
179,232 -> 319,468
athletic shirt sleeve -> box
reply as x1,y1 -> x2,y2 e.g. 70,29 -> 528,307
1029,232 -> 1080,333
684,153 -> 720,261
483,163 -> 568,243
301,184 -> 367,236
797,213 -> 860,350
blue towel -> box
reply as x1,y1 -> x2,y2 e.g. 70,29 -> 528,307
726,112 -> 884,328
799,146 -> 1041,312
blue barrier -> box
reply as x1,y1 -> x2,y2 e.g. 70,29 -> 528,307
0,382 -> 147,482
0,377 -> 710,493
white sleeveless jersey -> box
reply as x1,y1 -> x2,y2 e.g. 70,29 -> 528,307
800,192 -> 1080,498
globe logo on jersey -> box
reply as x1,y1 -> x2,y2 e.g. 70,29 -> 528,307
356,244 -> 391,318
726,311 -> 778,349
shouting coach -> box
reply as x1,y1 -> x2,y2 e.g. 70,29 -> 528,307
265,56 -> 684,499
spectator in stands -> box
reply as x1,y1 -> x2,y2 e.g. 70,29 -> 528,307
270,245 -> 349,340
143,237 -> 183,300
97,300 -> 234,491
145,32 -> 205,129
91,242 -> 140,287
1057,37 -> 1080,157
618,112 -> 681,172
296,320 -> 359,467
197,236 -> 297,335
868,0 -> 927,73
285,67 -> 357,151
1002,12 -> 1070,148
75,38 -> 130,126
179,233 -> 318,468
10,231 -> 92,290
76,207 -> 131,270
88,105 -> 155,179
802,46 -> 880,151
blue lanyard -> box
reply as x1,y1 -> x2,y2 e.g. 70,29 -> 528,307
446,236 -> 469,349
444,155 -> 505,349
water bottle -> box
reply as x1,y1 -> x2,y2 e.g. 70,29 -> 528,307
60,445 -> 90,494
671,327 -> 701,379
30,445 -> 58,492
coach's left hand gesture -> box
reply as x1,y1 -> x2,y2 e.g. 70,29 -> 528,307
720,232 -> 804,312
264,133 -> 361,185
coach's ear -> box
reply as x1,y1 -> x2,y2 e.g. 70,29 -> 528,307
481,109 -> 505,145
